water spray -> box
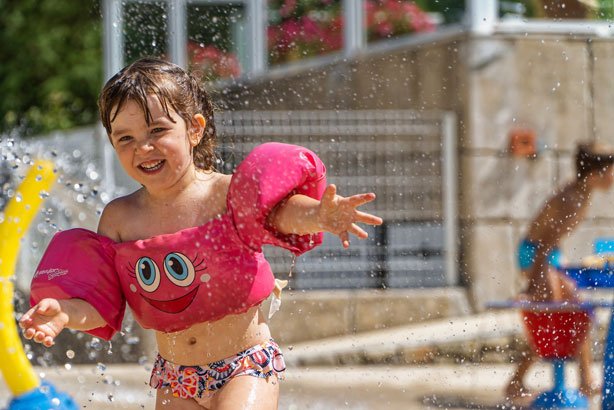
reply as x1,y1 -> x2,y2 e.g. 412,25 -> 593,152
0,159 -> 77,409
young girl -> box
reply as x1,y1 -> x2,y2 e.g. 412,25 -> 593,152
19,57 -> 382,409
506,142 -> 614,404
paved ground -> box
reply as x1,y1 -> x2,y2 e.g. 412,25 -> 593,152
0,362 -> 606,409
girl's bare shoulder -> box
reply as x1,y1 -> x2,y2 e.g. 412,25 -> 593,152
97,190 -> 144,241
209,171 -> 232,211
214,172 -> 232,191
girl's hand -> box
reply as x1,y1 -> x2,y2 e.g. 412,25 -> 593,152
317,184 -> 383,248
19,298 -> 68,347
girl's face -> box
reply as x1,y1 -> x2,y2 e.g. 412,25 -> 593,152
109,95 -> 203,192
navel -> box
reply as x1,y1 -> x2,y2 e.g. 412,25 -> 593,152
188,337 -> 197,345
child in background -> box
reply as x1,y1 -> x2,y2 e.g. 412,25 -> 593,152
506,142 -> 614,404
19,57 -> 382,409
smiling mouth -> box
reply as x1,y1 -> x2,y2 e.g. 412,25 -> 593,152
140,286 -> 199,313
139,160 -> 165,172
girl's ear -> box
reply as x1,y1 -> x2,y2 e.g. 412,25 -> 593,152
189,114 -> 206,146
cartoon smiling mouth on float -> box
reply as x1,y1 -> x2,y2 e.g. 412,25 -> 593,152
129,252 -> 206,314
140,286 -> 199,313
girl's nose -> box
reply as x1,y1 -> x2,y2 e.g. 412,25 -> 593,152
136,138 -> 155,154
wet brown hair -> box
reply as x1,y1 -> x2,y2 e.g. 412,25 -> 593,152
576,141 -> 614,179
98,57 -> 217,171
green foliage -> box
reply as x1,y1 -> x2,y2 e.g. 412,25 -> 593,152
0,0 -> 102,137
414,0 -> 466,24
123,1 -> 168,63
597,0 -> 614,20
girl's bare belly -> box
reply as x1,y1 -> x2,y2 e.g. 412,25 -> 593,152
154,306 -> 272,365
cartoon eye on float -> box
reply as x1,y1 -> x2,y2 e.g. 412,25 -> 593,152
163,252 -> 196,287
135,256 -> 161,292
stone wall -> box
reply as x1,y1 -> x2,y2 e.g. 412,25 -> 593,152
464,36 -> 614,309
218,32 -> 614,312
268,288 -> 471,345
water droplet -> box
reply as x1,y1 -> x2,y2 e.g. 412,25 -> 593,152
97,362 -> 107,371
126,336 -> 140,345
90,337 -> 101,351
66,349 -> 75,359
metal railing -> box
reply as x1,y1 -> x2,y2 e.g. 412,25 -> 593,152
216,109 -> 458,289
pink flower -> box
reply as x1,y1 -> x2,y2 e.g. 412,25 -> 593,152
188,43 -> 241,79
376,20 -> 393,37
279,0 -> 297,18
215,53 -> 241,78
267,26 -> 280,48
383,0 -> 403,16
300,16 -> 322,43
279,19 -> 301,47
404,2 -> 434,32
193,46 -> 222,64
365,0 -> 377,27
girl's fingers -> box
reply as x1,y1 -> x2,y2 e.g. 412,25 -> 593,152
18,315 -> 29,328
18,317 -> 32,329
346,192 -> 376,207
348,223 -> 368,239
34,331 -> 46,343
322,184 -> 337,204
340,231 -> 350,248
355,211 -> 383,226
43,336 -> 54,347
37,300 -> 51,314
23,328 -> 35,339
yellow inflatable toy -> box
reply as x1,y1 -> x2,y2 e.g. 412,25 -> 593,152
0,160 -> 55,395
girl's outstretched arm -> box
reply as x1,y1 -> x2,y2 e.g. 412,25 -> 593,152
19,298 -> 106,347
267,184 -> 383,248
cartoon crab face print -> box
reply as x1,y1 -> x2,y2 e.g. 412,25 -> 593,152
127,252 -> 208,314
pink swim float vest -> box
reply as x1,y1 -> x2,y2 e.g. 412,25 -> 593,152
30,143 -> 326,340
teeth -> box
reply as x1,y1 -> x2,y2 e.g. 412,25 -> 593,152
140,160 -> 163,171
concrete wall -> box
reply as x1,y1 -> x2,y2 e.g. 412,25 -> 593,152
464,36 -> 614,309
268,288 -> 471,345
218,32 -> 614,312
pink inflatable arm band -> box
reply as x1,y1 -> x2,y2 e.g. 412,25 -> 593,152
228,142 -> 327,256
30,228 -> 125,341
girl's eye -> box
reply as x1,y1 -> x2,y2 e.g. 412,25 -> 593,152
118,135 -> 132,143
163,252 -> 196,287
152,128 -> 166,133
135,257 -> 161,292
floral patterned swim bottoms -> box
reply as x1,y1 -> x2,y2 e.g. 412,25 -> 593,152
149,339 -> 286,401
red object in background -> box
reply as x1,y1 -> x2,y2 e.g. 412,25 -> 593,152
522,310 -> 591,359
509,128 -> 537,157
187,41 -> 241,80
